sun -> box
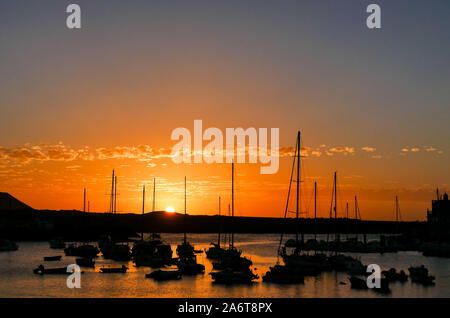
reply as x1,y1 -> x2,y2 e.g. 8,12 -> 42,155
165,206 -> 175,213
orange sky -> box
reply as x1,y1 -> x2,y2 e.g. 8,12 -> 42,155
0,137 -> 446,221
0,2 -> 449,221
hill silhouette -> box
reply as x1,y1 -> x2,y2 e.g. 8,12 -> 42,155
0,192 -> 32,211
0,192 -> 427,241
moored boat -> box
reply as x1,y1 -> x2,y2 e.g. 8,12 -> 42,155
146,269 -> 182,281
133,238 -> 173,267
99,265 -> 128,273
382,268 -> 408,282
210,161 -> 258,285
210,269 -> 258,284
408,265 -> 435,286
43,256 -> 62,261
175,255 -> 205,275
176,241 -> 195,258
64,244 -> 99,257
76,257 -> 95,268
101,243 -> 132,261
33,265 -> 78,275
349,276 -> 368,289
262,265 -> 304,284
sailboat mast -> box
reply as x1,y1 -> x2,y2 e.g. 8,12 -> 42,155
346,202 -> 349,219
110,169 -> 115,213
227,203 -> 231,247
395,195 -> 399,222
314,181 -> 317,241
184,176 -> 187,245
142,185 -> 145,215
218,196 -> 221,248
314,181 -> 317,219
231,160 -> 234,249
114,176 -> 117,214
296,131 -> 300,244
83,188 -> 86,213
334,171 -> 337,219
142,185 -> 145,240
152,178 -> 156,212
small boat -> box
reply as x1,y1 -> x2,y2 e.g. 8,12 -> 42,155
176,242 -> 195,258
133,241 -> 173,267
49,238 -> 65,249
210,269 -> 259,284
262,265 -> 304,284
206,243 -> 240,260
349,276 -> 368,289
212,254 -> 253,272
382,268 -> 408,282
408,265 -> 435,286
76,257 -> 95,268
146,269 -> 182,281
101,243 -> 132,261
65,244 -> 99,257
328,254 -> 365,275
411,275 -> 435,286
175,255 -> 205,275
99,265 -> 128,273
176,177 -> 202,259
0,239 -> 18,252
44,256 -> 62,261
281,252 -> 330,276
349,276 -> 390,293
408,265 -> 428,278
33,265 -> 71,275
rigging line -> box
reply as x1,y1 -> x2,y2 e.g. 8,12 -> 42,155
304,186 -> 314,219
337,184 -> 345,219
327,177 -> 335,242
277,134 -> 298,260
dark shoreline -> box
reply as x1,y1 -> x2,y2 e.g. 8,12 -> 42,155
0,208 -> 428,242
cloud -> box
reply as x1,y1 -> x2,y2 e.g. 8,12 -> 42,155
0,143 -> 172,164
0,144 -> 80,163
425,146 -> 436,152
411,148 -> 420,152
66,165 -> 81,170
328,147 -> 355,154
401,148 -> 409,152
361,146 -> 376,152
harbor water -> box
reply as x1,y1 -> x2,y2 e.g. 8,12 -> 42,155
0,233 -> 449,298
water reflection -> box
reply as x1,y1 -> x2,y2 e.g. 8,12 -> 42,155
0,233 -> 449,297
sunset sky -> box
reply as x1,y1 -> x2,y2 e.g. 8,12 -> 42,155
0,1 -> 449,221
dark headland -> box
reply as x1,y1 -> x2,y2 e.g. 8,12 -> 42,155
0,192 -> 429,241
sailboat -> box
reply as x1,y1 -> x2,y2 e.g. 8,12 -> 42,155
175,176 -> 205,275
206,197 -> 242,260
132,178 -> 173,267
327,173 -> 366,275
210,160 -> 258,284
96,172 -> 132,261
205,197 -> 224,259
264,132 -> 330,284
